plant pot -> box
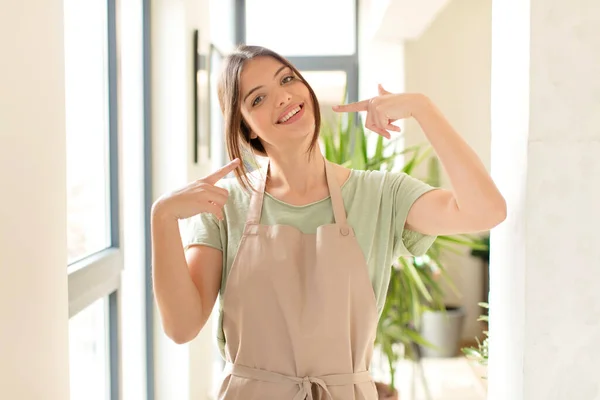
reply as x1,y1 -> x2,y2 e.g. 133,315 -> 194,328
374,381 -> 399,400
419,305 -> 466,358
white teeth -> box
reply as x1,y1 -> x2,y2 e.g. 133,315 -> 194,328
278,106 -> 301,123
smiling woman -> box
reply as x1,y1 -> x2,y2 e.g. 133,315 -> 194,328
150,44 -> 506,400
216,46 -> 322,191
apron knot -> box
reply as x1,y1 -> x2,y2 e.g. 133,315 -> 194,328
225,363 -> 373,400
294,376 -> 333,400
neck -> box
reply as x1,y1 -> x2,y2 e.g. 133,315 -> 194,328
266,146 -> 326,195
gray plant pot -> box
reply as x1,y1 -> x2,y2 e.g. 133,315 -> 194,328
419,306 -> 466,358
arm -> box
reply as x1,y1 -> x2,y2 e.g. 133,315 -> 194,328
405,96 -> 507,236
151,208 -> 222,344
333,87 -> 506,236
150,159 -> 238,344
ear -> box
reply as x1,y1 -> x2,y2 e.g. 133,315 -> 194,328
250,131 -> 258,139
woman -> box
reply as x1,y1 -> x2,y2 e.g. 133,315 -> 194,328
151,45 -> 506,399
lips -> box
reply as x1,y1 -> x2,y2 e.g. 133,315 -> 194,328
276,103 -> 304,124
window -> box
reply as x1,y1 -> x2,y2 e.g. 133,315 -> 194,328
245,0 -> 356,56
69,297 -> 110,400
64,0 -> 122,399
300,70 -> 348,129
244,0 -> 359,105
64,0 -> 112,265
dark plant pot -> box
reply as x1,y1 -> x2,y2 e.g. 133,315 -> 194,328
419,305 -> 466,358
374,381 -> 399,400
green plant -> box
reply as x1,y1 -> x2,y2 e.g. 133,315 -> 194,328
462,302 -> 489,370
470,234 -> 490,263
320,111 -> 487,392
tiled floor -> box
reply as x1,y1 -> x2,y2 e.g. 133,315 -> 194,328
372,356 -> 487,400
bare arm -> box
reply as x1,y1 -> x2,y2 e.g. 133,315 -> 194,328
150,159 -> 239,344
151,209 -> 222,344
405,97 -> 506,235
333,88 -> 506,236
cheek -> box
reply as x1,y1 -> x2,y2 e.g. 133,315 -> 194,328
245,109 -> 272,135
299,85 -> 315,113
259,108 -> 274,125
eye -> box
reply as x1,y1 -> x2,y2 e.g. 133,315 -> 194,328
252,95 -> 264,107
282,75 -> 295,84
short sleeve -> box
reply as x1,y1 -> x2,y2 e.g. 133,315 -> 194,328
390,172 -> 438,257
182,212 -> 223,251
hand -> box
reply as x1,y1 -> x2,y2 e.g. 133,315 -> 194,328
152,158 -> 241,221
332,84 -> 428,139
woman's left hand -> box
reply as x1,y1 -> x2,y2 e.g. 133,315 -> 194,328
332,84 -> 429,139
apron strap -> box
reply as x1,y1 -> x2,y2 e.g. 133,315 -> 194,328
246,162 -> 268,225
324,160 -> 347,225
223,362 -> 373,400
245,158 -> 347,225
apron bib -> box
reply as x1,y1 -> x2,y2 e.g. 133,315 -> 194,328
218,159 -> 379,400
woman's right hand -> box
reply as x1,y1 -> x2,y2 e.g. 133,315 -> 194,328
152,158 -> 241,221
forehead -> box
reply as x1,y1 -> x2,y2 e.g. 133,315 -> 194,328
240,56 -> 288,93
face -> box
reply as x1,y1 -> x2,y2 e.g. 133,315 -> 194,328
239,56 -> 315,153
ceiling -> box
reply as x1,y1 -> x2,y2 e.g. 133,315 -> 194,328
367,0 -> 452,41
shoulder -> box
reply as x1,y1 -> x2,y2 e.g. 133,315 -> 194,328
329,163 -> 353,186
344,169 -> 433,201
215,176 -> 245,192
216,169 -> 262,197
352,169 -> 427,187
344,168 -> 396,188
328,163 -> 389,187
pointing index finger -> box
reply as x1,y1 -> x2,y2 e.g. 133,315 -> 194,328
332,99 -> 369,113
204,158 -> 240,184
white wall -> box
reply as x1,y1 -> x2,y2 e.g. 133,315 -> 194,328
358,0 -> 408,171
0,1 -> 71,399
490,0 -> 600,398
403,0 -> 493,341
150,0 -> 216,398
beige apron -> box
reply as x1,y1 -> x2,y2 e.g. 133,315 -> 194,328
217,159 -> 379,400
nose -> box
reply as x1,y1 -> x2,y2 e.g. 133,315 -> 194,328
276,88 -> 292,108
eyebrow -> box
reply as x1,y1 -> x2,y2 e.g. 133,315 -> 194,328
243,65 -> 289,104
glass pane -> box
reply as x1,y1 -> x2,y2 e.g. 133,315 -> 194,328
301,70 -> 348,129
69,298 -> 110,400
64,0 -> 112,264
210,0 -> 236,52
245,0 -> 356,56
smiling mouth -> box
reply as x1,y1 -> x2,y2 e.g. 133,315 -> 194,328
277,103 -> 304,124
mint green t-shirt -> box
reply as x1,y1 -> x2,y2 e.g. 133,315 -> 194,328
183,168 -> 438,359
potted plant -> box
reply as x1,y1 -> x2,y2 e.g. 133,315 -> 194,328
462,302 -> 489,390
470,234 -> 490,304
413,159 -> 466,359
320,111 -> 486,398
417,271 -> 467,358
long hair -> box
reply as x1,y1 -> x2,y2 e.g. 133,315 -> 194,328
217,45 -> 322,191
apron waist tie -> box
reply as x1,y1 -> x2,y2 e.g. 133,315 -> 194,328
224,362 -> 373,400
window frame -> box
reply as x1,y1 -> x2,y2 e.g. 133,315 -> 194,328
66,0 -> 122,399
236,0 -> 359,103
142,0 -> 156,399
